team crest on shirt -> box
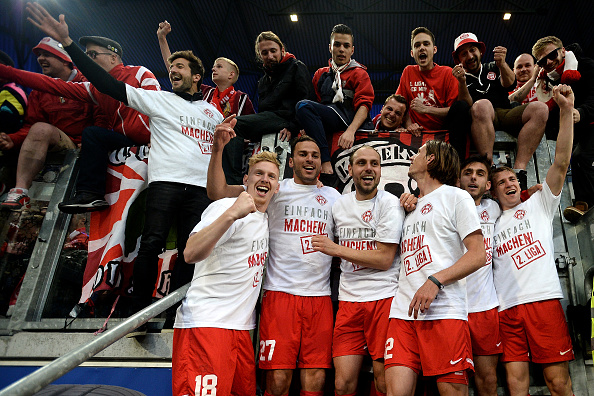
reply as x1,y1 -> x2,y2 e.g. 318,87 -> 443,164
361,210 -> 373,222
204,108 -> 214,118
487,72 -> 496,81
420,203 -> 433,215
513,209 -> 526,220
480,210 -> 489,222
315,195 -> 328,205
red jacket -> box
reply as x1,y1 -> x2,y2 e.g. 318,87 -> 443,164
0,63 -> 160,144
203,85 -> 255,117
9,68 -> 103,149
312,59 -> 374,123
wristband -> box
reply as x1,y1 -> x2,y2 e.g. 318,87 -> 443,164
428,275 -> 444,290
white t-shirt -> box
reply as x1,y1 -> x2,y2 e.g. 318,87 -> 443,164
467,199 -> 501,313
390,184 -> 480,321
333,190 -> 404,302
264,179 -> 341,296
126,86 -> 223,187
175,198 -> 269,330
493,182 -> 564,311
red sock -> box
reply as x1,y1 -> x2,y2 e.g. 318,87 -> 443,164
335,392 -> 357,396
264,392 -> 287,396
300,391 -> 324,396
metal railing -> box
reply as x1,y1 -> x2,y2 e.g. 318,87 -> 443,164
0,283 -> 189,396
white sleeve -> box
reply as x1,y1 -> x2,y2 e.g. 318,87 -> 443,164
190,199 -> 237,247
539,181 -> 562,217
375,194 -> 404,243
125,84 -> 159,117
455,192 -> 481,240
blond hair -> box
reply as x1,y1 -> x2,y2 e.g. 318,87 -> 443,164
215,57 -> 239,84
532,36 -> 563,58
248,151 -> 281,171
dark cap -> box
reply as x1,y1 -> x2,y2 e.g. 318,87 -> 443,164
0,50 -> 15,67
79,36 -> 123,57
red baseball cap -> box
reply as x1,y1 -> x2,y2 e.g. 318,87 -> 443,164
32,37 -> 72,65
452,32 -> 486,63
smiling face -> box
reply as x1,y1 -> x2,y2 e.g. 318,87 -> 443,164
36,49 -> 70,78
330,33 -> 354,66
380,98 -> 406,130
290,140 -> 322,185
258,40 -> 284,69
535,43 -> 565,74
460,161 -> 490,204
490,169 -> 521,210
457,43 -> 482,74
244,160 -> 280,211
349,146 -> 381,200
169,57 -> 198,93
411,32 -> 436,71
514,54 -> 535,83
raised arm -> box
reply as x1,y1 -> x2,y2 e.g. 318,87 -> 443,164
26,2 -> 128,104
546,85 -> 575,195
207,115 -> 246,200
156,21 -> 172,70
0,64 -> 94,103
509,65 -> 540,104
184,192 -> 256,263
493,46 -> 515,88
453,64 -> 473,106
311,235 -> 398,271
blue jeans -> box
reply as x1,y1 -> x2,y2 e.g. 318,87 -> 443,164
76,126 -> 136,195
132,181 -> 212,300
295,100 -> 347,163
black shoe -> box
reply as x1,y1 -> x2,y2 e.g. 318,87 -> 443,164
58,192 -> 109,214
516,170 -> 528,191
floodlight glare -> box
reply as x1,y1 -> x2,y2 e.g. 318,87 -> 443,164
503,13 -> 511,20
290,14 -> 298,22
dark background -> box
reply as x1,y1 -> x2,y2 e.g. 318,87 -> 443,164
2,0 -> 593,115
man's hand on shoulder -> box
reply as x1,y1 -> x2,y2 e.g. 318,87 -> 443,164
26,3 -> 73,46
400,192 -> 418,213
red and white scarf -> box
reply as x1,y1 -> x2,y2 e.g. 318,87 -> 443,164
210,86 -> 235,116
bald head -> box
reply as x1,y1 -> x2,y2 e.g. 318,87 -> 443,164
513,53 -> 535,83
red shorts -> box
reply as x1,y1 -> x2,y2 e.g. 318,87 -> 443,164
384,318 -> 474,378
258,291 -> 333,369
499,299 -> 574,364
468,308 -> 503,356
332,298 -> 392,360
172,327 -> 255,396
